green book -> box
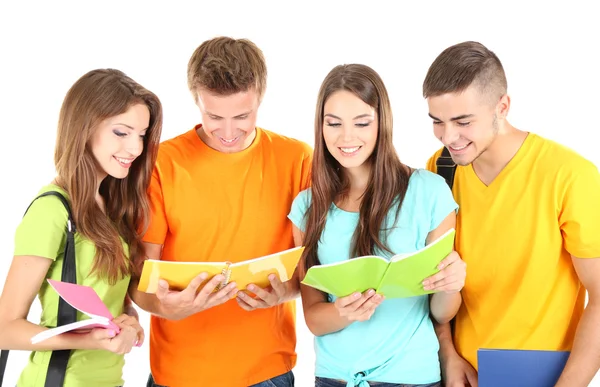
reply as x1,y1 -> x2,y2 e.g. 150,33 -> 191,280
301,228 -> 456,299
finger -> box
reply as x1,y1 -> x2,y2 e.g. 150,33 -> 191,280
422,268 -> 451,287
112,314 -> 129,324
335,290 -> 370,308
267,274 -> 287,295
184,273 -> 212,297
236,291 -> 267,309
437,251 -> 460,270
235,294 -> 264,311
467,370 -> 479,387
246,284 -> 276,305
90,327 -> 118,340
203,282 -> 238,308
356,293 -> 384,314
155,279 -> 171,301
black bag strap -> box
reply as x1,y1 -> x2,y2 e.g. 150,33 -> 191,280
435,147 -> 457,188
0,191 -> 77,387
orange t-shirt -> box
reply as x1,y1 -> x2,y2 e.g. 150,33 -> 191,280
143,125 -> 313,386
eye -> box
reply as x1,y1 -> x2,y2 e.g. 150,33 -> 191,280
208,115 -> 222,120
113,130 -> 127,137
325,122 -> 341,127
355,122 -> 371,128
457,122 -> 471,127
433,121 -> 443,126
235,115 -> 249,120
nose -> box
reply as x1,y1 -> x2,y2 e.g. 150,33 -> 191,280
341,123 -> 356,142
440,124 -> 461,146
222,119 -> 237,139
126,135 -> 144,157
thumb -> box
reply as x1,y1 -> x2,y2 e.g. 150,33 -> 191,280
155,279 -> 170,300
90,327 -> 117,340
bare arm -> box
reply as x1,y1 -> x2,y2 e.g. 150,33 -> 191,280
555,256 -> 600,387
293,225 -> 383,336
426,211 -> 464,324
0,255 -> 116,351
127,242 -> 166,317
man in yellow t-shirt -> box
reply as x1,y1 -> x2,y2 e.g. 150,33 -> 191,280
423,41 -> 600,387
129,37 -> 312,386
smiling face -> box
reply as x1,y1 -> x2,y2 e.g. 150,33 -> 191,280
322,90 -> 378,171
90,103 -> 150,180
195,88 -> 259,153
427,84 -> 505,166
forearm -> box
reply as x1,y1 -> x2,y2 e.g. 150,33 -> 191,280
555,301 -> 600,387
128,280 -> 168,318
304,301 -> 353,336
0,319 -> 98,351
430,292 -> 462,324
434,320 -> 458,359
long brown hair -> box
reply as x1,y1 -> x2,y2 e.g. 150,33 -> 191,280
54,69 -> 162,283
303,64 -> 411,273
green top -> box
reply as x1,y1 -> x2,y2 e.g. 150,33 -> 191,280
14,184 -> 131,387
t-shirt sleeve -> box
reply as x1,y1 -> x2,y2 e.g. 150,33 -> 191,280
299,145 -> 313,191
423,171 -> 459,232
14,195 -> 68,260
142,164 -> 169,245
288,189 -> 312,233
559,161 -> 600,258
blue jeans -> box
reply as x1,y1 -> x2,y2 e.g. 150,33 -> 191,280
147,371 -> 294,387
315,377 -> 441,387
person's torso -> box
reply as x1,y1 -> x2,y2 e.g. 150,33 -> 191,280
18,185 -> 130,387
150,127 -> 311,385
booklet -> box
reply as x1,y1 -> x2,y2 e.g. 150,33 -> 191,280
301,229 -> 455,298
137,246 -> 305,293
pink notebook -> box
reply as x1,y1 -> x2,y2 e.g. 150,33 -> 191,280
30,279 -> 121,344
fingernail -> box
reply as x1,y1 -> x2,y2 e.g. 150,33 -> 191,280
268,274 -> 275,281
108,330 -> 116,337
367,289 -> 375,296
422,281 -> 429,286
248,285 -> 255,291
353,293 -> 361,299
238,292 -> 245,298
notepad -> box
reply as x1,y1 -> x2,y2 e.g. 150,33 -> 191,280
478,348 -> 570,387
301,229 -> 455,298
137,246 -> 305,293
31,280 -> 121,344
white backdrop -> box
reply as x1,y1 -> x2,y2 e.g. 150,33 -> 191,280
1,1 -> 598,386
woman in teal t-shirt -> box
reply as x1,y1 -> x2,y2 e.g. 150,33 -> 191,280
0,69 -> 163,386
288,64 -> 466,387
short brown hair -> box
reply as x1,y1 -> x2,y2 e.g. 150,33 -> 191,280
423,41 -> 507,103
187,36 -> 267,100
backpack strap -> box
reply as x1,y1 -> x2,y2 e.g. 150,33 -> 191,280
435,147 -> 457,188
0,191 -> 77,387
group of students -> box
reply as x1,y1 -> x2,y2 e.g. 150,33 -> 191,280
0,36 -> 598,387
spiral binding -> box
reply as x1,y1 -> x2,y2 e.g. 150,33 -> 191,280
218,262 -> 232,290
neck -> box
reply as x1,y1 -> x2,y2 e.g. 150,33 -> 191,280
96,173 -> 107,212
472,121 -> 528,185
343,162 -> 371,193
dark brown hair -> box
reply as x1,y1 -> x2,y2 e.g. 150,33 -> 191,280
187,36 -> 267,100
55,69 -> 162,283
303,64 -> 411,273
423,41 -> 507,104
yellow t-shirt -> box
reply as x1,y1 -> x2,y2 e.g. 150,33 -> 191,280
426,133 -> 600,369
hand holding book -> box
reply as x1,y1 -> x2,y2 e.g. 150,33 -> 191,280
236,273 -> 292,311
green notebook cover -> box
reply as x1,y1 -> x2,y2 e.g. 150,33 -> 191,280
301,228 -> 455,298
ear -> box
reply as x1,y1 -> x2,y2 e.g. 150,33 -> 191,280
496,94 -> 511,119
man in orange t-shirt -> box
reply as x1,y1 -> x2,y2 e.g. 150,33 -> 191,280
129,37 -> 312,387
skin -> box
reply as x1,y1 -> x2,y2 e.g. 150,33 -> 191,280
300,90 -> 465,337
0,104 -> 149,354
427,84 -> 600,387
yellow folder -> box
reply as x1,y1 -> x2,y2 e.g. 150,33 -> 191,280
138,246 -> 305,293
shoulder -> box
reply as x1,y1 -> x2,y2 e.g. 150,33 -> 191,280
24,186 -> 70,222
408,168 -> 449,190
425,147 -> 446,173
259,128 -> 313,158
532,134 -> 598,181
292,188 -> 313,207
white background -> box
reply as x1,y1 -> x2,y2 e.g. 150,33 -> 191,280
1,1 -> 599,386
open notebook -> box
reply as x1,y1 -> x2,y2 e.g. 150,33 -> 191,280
137,246 -> 305,293
30,279 -> 120,344
301,229 -> 455,298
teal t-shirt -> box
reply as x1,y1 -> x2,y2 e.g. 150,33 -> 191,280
288,169 -> 458,386
13,185 -> 131,387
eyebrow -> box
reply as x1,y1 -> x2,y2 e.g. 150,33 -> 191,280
206,110 -> 252,119
324,113 -> 374,120
114,123 -> 135,130
428,113 -> 474,122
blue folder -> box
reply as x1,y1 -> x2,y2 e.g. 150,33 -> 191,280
478,348 -> 570,387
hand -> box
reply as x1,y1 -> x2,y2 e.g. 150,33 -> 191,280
236,274 -> 288,311
112,313 -> 144,347
155,273 -> 238,320
442,350 -> 478,387
89,315 -> 140,355
422,251 -> 466,294
333,289 -> 384,322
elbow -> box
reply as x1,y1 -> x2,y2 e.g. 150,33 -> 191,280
432,313 -> 453,325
